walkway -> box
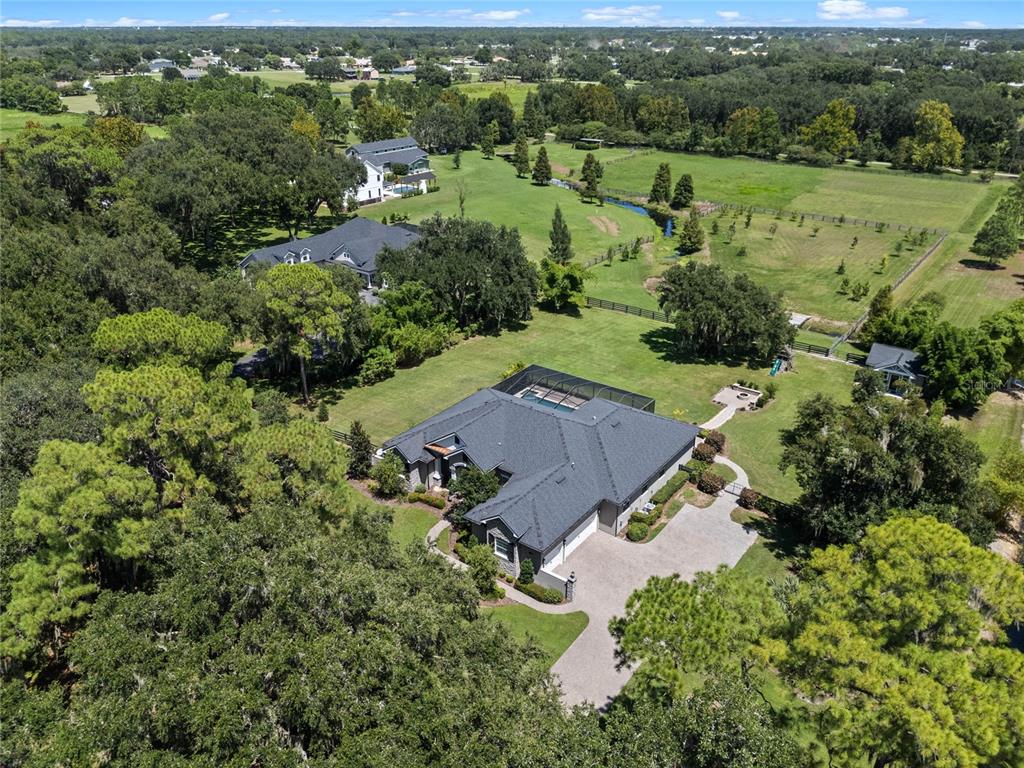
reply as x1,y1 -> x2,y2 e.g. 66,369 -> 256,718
714,455 -> 749,490
549,491 -> 756,708
700,404 -> 736,430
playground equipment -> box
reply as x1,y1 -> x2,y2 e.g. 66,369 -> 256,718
770,359 -> 783,376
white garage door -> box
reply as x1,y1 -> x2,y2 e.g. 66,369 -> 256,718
564,512 -> 598,559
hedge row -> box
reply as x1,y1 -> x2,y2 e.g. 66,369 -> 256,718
517,581 -> 563,604
407,491 -> 446,509
651,470 -> 689,506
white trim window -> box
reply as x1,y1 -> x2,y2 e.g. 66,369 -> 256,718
489,534 -> 512,560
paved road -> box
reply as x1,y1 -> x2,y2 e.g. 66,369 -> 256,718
549,493 -> 756,708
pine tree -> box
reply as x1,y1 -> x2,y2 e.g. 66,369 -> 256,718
579,152 -> 603,203
481,120 -> 498,159
512,132 -> 530,177
522,91 -> 546,139
671,173 -> 694,209
548,204 -> 573,264
678,206 -> 705,255
649,162 -> 672,204
347,420 -> 373,479
532,145 -> 552,185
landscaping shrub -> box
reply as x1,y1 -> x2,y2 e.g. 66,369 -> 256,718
631,510 -> 658,526
704,429 -> 727,453
407,491 -> 446,509
739,487 -> 761,509
517,557 -> 534,585
357,346 -> 397,386
698,471 -> 726,494
685,460 -> 710,477
370,453 -> 406,498
693,442 -> 718,462
464,542 -> 500,597
651,470 -> 688,505
627,521 -> 650,541
518,581 -> 563,604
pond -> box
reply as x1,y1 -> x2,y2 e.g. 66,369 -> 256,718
603,196 -> 674,236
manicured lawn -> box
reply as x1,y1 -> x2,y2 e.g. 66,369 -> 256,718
387,503 -> 440,549
950,392 -> 1024,470
711,462 -> 737,483
0,107 -> 88,139
585,249 -> 668,309
479,603 -> 588,666
453,79 -> 536,111
364,149 -> 659,262
0,106 -> 166,141
61,93 -> 100,113
544,142 -> 1001,231
730,509 -> 794,583
323,307 -> 760,443
720,356 -> 857,502
697,213 -> 929,324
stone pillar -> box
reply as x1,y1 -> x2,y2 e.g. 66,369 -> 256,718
566,571 -> 577,603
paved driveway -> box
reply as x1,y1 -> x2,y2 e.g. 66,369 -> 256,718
549,494 -> 756,708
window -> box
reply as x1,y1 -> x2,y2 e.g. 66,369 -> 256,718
300,253 -> 310,263
490,535 -> 512,560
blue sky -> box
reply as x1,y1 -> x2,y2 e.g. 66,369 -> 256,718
1,1 -> 1020,29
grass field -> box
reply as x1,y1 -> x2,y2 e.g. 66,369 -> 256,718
0,106 -> 167,140
697,212 -> 933,323
452,79 -> 535,111
61,93 -> 100,112
950,393 -> 1024,469
720,356 -> 857,502
479,604 -> 588,666
364,149 -> 660,262
543,143 -> 1005,232
387,504 -> 440,549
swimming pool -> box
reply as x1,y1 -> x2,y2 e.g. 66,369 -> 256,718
392,184 -> 418,195
519,391 -> 577,413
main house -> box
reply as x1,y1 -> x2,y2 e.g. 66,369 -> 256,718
238,216 -> 419,288
380,366 -> 699,586
345,136 -> 433,204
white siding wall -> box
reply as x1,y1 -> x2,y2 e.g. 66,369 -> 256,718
542,511 -> 598,569
614,444 -> 694,533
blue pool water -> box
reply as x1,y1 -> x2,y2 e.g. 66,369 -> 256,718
393,184 -> 417,194
519,392 -> 577,413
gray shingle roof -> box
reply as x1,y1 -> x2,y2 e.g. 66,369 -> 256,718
347,136 -> 421,155
347,137 -> 427,169
384,387 -> 699,553
865,343 -> 923,376
239,217 -> 419,275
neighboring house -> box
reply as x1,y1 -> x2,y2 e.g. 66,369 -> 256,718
380,366 -> 699,586
148,58 -> 175,72
345,137 -> 431,203
238,217 -> 420,288
865,342 -> 924,394
180,68 -> 205,81
391,65 -> 418,75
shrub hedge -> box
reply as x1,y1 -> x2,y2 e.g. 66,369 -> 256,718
631,509 -> 659,526
738,487 -> 760,509
693,442 -> 718,462
704,429 -> 727,453
407,491 -> 446,509
518,581 -> 563,604
651,470 -> 689,506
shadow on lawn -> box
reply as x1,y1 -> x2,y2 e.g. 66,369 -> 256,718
639,326 -> 758,370
739,510 -> 811,573
958,258 -> 1004,271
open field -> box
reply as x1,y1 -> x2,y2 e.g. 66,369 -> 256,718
61,93 -> 100,112
0,106 -> 167,139
452,79 -> 535,111
479,604 -> 589,666
543,142 -> 1007,231
364,149 -> 660,262
720,356 -> 857,502
950,392 -> 1024,469
697,212 -> 932,323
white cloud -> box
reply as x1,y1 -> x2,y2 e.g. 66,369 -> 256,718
817,1 -> 909,20
0,17 -> 60,26
961,20 -> 987,29
471,9 -> 530,20
582,5 -> 662,22
207,12 -> 230,22
716,10 -> 742,20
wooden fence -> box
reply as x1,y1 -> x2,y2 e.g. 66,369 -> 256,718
585,296 -> 670,322
790,340 -> 831,357
330,429 -> 378,451
580,236 -> 656,269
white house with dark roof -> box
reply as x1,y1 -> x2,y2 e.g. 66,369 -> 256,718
238,216 -> 420,288
381,366 -> 699,588
345,136 -> 432,203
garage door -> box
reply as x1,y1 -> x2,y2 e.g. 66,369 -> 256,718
564,512 -> 598,559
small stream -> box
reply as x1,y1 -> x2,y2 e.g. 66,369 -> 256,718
603,196 -> 674,236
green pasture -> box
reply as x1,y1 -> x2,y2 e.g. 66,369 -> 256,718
363,149 -> 660,262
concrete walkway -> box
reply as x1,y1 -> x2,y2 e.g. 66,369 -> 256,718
700,404 -> 736,430
714,455 -> 749,490
549,491 -> 756,708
